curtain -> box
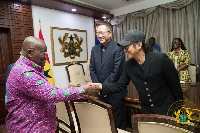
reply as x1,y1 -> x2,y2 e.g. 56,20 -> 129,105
110,0 -> 200,64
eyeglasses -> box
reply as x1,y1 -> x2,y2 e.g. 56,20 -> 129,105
31,49 -> 46,55
95,31 -> 110,36
23,48 -> 46,55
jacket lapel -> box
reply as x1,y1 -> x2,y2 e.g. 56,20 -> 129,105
143,52 -> 151,80
136,65 -> 144,79
100,40 -> 113,71
95,44 -> 102,69
131,59 -> 144,79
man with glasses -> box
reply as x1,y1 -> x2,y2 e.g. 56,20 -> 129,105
94,30 -> 183,116
5,36 -> 99,132
90,21 -> 127,130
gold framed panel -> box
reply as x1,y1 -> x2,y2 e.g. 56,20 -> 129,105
50,27 -> 88,66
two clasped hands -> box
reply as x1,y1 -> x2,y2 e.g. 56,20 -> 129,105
84,82 -> 103,96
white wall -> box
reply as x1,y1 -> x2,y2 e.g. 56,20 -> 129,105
111,0 -> 177,17
32,5 -> 95,88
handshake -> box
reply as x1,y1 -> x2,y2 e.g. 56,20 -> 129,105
84,82 -> 102,97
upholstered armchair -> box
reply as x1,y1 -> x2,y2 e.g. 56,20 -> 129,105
68,98 -> 130,133
188,64 -> 199,82
132,114 -> 200,133
66,62 -> 86,87
84,58 -> 92,82
55,102 -> 78,133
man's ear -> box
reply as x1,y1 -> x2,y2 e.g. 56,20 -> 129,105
26,49 -> 33,58
138,42 -> 143,47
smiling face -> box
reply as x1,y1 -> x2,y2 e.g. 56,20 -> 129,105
31,43 -> 47,67
96,25 -> 112,45
124,42 -> 141,59
172,38 -> 181,50
22,36 -> 47,67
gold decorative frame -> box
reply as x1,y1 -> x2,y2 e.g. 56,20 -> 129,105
50,27 -> 88,66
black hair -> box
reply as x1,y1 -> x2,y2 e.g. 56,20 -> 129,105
96,21 -> 112,31
142,42 -> 147,53
149,37 -> 155,41
170,38 -> 187,52
132,42 -> 147,53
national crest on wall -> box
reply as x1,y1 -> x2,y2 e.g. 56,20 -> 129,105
58,33 -> 83,59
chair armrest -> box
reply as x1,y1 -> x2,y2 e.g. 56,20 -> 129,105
69,83 -> 81,87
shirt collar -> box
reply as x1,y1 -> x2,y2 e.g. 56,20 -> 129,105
101,39 -> 111,49
19,55 -> 43,72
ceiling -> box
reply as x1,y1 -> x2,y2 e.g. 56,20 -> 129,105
71,0 -> 144,11
17,0 -> 145,19
17,0 -> 176,18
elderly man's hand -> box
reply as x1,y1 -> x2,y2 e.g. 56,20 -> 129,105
90,83 -> 102,90
84,82 -> 101,96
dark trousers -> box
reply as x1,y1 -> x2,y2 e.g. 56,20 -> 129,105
99,96 -> 126,130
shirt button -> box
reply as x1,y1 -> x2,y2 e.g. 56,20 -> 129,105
147,94 -> 150,97
149,99 -> 152,102
144,82 -> 147,84
151,104 -> 154,107
146,88 -> 149,91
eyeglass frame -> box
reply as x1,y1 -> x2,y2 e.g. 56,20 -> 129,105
95,31 -> 111,36
22,48 -> 46,55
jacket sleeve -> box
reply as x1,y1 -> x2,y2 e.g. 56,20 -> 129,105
183,50 -> 190,66
18,71 -> 85,103
90,48 -> 99,83
102,63 -> 130,96
103,47 -> 125,83
163,54 -> 183,101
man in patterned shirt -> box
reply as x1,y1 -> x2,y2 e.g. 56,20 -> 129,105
6,36 -> 99,133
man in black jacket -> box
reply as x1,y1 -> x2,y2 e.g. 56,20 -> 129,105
95,30 -> 183,115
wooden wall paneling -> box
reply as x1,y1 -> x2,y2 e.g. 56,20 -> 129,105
0,32 -> 10,125
13,41 -> 22,61
10,27 -> 24,41
23,27 -> 34,38
0,36 -> 4,74
0,0 -> 34,125
10,12 -> 23,26
22,14 -> 33,26
9,2 -> 31,14
9,1 -> 33,61
0,2 -> 10,28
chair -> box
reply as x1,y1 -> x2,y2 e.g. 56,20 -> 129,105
132,114 -> 200,133
84,58 -> 92,82
55,102 -> 78,133
188,64 -> 199,82
66,62 -> 86,87
67,98 -> 130,133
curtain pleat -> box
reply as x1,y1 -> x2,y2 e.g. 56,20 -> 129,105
111,0 -> 199,64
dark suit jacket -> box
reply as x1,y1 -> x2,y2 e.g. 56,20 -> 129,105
90,39 -> 127,99
102,52 -> 183,115
6,63 -> 15,82
5,63 -> 15,103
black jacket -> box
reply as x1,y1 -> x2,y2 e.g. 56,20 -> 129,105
102,52 -> 183,115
